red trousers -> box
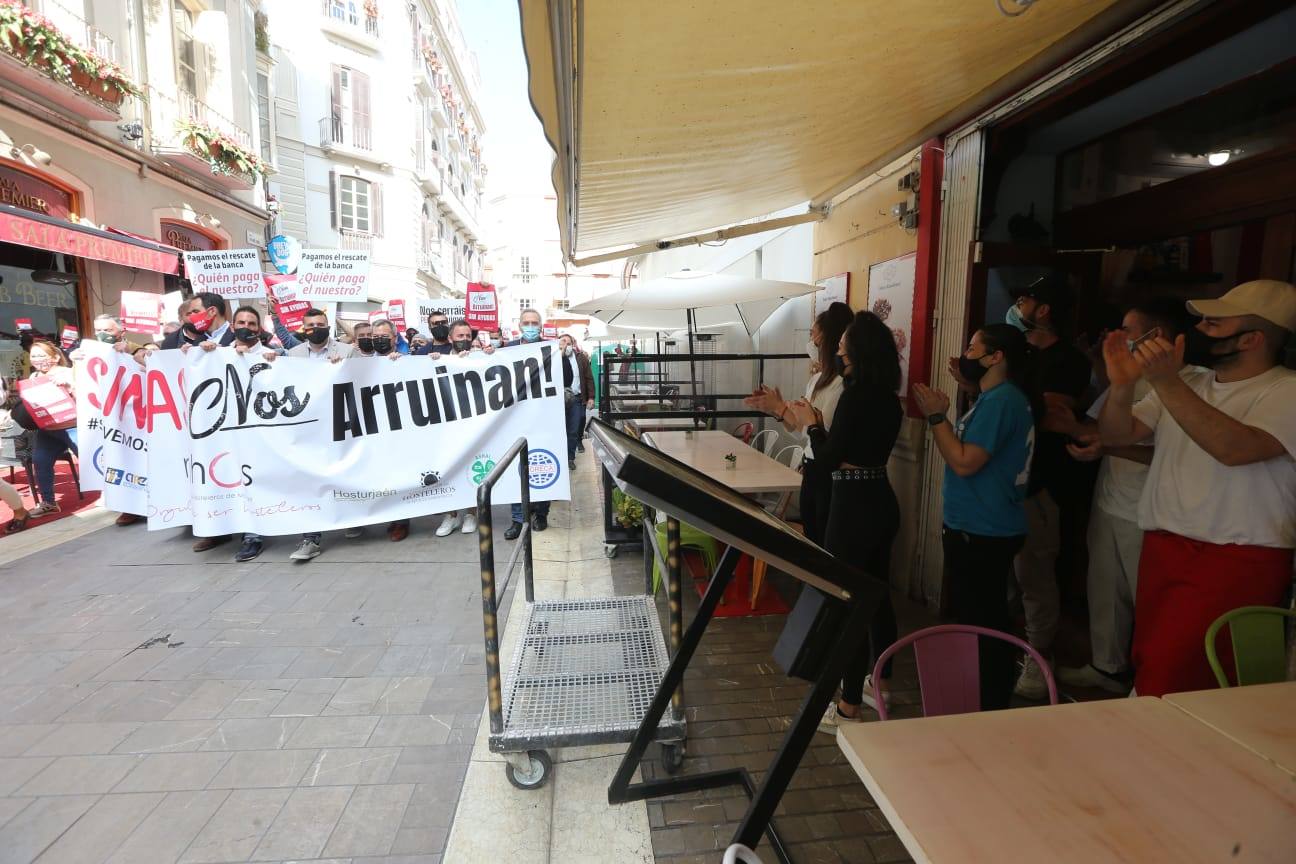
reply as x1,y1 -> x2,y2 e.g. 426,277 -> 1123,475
1132,531 -> 1293,697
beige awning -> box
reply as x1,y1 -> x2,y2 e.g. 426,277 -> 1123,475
520,0 -> 1151,264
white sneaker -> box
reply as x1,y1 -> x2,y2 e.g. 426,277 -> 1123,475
289,538 -> 321,561
1013,657 -> 1052,700
344,526 -> 363,539
435,514 -> 462,537
460,512 -> 477,534
858,675 -> 891,711
1057,663 -> 1129,694
816,701 -> 862,735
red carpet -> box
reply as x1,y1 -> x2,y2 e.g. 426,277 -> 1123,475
1,460 -> 99,529
683,549 -> 791,617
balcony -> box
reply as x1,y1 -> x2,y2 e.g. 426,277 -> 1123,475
0,0 -> 134,121
414,146 -> 441,195
438,180 -> 479,242
473,164 -> 487,191
416,249 -> 441,278
319,116 -> 381,164
148,87 -> 259,191
339,228 -> 373,254
320,0 -> 380,51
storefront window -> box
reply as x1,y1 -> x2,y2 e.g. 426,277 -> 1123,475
0,241 -> 80,383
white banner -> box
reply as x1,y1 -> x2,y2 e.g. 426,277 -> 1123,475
143,342 -> 569,535
75,341 -> 153,515
183,249 -> 264,299
296,250 -> 371,303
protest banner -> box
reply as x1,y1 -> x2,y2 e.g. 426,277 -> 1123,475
384,299 -> 407,330
120,290 -> 162,333
265,274 -> 310,332
18,377 -> 77,429
183,249 -> 264,299
145,342 -> 569,535
465,282 -> 498,330
60,326 -> 79,349
74,341 -> 158,515
296,250 -> 370,303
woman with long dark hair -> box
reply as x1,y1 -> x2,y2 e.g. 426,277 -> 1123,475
913,323 -> 1034,709
786,311 -> 903,727
745,301 -> 853,544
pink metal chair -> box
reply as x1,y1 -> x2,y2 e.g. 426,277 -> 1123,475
869,624 -> 1057,720
731,421 -> 755,444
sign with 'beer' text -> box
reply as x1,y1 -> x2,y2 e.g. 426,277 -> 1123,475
182,249 -> 264,299
295,250 -> 370,303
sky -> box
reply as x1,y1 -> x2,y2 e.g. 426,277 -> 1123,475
457,0 -> 555,199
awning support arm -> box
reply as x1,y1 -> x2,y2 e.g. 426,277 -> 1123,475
569,207 -> 829,269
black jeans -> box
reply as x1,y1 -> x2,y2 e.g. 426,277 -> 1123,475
824,475 -> 899,706
943,527 -> 1026,710
798,458 -> 829,548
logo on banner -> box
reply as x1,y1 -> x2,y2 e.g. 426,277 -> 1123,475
267,235 -> 302,274
527,449 -> 561,489
185,452 -> 254,488
468,454 -> 496,486
105,467 -> 147,489
420,470 -> 441,486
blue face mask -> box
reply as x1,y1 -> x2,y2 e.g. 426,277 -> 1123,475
521,325 -> 541,341
1005,304 -> 1034,333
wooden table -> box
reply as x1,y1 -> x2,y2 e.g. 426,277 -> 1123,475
1165,682 -> 1296,777
836,697 -> 1296,863
643,430 -> 801,494
627,417 -> 705,433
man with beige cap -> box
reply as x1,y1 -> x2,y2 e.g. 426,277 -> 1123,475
1098,279 -> 1296,696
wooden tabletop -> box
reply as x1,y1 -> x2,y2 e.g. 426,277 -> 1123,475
1165,682 -> 1296,776
836,697 -> 1296,863
643,430 -> 802,494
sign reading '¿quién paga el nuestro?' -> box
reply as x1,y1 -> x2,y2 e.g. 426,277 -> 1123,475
76,342 -> 569,535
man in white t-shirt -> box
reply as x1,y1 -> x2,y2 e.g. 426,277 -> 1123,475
1099,280 -> 1296,696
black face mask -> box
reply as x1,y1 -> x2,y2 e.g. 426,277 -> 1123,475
958,353 -> 991,384
430,324 -> 450,342
371,336 -> 393,355
233,327 -> 258,344
1184,327 -> 1255,368
833,355 -> 848,377
304,328 -> 330,346
452,339 -> 473,352
356,337 -> 374,354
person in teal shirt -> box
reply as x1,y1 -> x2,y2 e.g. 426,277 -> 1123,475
913,323 -> 1033,709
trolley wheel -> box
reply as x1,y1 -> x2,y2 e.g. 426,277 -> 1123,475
661,743 -> 685,774
604,544 -> 618,559
505,750 -> 552,790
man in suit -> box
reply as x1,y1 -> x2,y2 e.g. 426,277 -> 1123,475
557,333 -> 594,470
503,308 -> 549,539
161,292 -> 236,351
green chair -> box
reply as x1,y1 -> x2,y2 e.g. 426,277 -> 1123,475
1204,605 -> 1296,688
652,520 -> 721,594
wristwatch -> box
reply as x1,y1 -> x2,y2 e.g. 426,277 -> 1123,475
926,412 -> 947,428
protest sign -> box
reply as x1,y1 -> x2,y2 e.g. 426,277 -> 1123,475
267,234 -> 302,275
15,317 -> 31,331
384,299 -> 407,329
145,343 -> 569,535
265,274 -> 310,332
409,299 -> 464,335
18,377 -> 76,429
368,309 -> 386,325
120,290 -> 163,333
74,341 -> 156,514
183,249 -> 264,299
296,250 -> 370,303
465,282 -> 498,330
60,326 -> 79,349
542,325 -> 558,339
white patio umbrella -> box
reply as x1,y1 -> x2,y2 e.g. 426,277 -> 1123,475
570,270 -> 816,400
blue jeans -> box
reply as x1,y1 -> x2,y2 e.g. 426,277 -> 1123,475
511,500 -> 549,524
565,396 -> 586,462
33,427 -> 77,502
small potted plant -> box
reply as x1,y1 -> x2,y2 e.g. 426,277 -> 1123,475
724,452 -> 737,470
612,489 -> 644,529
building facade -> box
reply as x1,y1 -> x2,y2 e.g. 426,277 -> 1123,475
265,0 -> 487,323
0,0 -> 271,378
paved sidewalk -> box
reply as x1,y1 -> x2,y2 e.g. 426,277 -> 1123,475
0,500 -> 503,863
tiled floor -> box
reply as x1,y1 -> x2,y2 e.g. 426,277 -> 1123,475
0,508 -> 509,864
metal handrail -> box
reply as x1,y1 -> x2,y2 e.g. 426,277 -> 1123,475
476,437 -> 534,736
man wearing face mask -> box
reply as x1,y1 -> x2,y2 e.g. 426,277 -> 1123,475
414,311 -> 455,356
990,276 -> 1090,699
351,321 -> 375,357
504,308 -> 550,539
161,293 -> 235,351
1099,280 -> 1296,697
557,333 -> 594,471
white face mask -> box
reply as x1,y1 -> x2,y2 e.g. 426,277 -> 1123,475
806,340 -> 818,361
563,345 -> 573,357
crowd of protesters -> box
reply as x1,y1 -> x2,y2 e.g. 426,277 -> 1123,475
1,297 -> 595,555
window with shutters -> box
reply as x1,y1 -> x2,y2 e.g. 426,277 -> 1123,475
330,65 -> 372,150
256,68 -> 274,164
339,176 -> 372,234
172,0 -> 199,97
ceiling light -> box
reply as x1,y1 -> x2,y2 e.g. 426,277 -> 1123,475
1207,151 -> 1231,167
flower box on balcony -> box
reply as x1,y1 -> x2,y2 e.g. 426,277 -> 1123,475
0,0 -> 140,120
172,117 -> 266,191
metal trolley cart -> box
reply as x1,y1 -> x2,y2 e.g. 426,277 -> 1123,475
475,438 -> 687,790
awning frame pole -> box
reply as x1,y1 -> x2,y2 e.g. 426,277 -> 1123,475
569,208 -> 828,269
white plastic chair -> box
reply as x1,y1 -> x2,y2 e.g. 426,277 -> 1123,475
749,429 -> 778,456
773,444 -> 804,469
723,844 -> 764,864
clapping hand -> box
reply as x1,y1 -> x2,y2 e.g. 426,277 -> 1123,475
912,382 -> 950,417
1102,331 -> 1142,386
1133,334 -> 1185,384
743,385 -> 783,417
786,399 -> 819,428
